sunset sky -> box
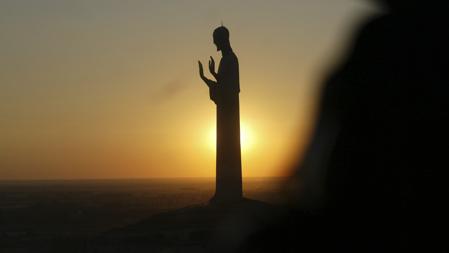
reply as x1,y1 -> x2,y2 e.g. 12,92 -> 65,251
0,0 -> 378,180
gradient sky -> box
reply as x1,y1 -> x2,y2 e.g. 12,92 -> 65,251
0,0 -> 378,180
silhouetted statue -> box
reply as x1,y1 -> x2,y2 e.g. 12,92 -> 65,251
198,26 -> 242,204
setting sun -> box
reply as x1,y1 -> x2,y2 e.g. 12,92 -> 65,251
207,122 -> 254,153
240,122 -> 253,152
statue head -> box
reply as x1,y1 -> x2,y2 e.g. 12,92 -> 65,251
213,26 -> 230,52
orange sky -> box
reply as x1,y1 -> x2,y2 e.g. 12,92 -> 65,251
0,1 -> 377,180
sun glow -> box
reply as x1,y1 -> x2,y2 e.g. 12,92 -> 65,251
207,122 -> 254,153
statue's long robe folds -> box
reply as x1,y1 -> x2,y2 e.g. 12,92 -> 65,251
209,51 -> 242,202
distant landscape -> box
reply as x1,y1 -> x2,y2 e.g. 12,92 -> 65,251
0,178 -> 285,252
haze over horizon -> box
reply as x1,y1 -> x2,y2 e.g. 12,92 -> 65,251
0,0 -> 377,180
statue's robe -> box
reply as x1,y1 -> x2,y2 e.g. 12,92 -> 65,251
209,51 -> 242,202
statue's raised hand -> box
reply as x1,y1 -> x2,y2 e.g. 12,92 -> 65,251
209,56 -> 218,80
198,60 -> 216,88
198,61 -> 205,80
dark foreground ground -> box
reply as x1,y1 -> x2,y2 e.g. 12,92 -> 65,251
92,198 -> 286,253
0,178 -> 286,253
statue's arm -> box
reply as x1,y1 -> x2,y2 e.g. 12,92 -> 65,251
198,61 -> 217,87
199,60 -> 219,103
209,56 -> 219,80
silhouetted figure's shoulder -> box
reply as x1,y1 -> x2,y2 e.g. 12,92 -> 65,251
218,51 -> 240,93
222,51 -> 238,61
219,51 -> 239,73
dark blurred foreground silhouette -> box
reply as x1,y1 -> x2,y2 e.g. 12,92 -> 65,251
244,1 -> 449,252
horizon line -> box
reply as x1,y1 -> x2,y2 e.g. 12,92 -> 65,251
0,176 -> 288,182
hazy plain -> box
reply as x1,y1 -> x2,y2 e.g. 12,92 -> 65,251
0,177 -> 285,250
